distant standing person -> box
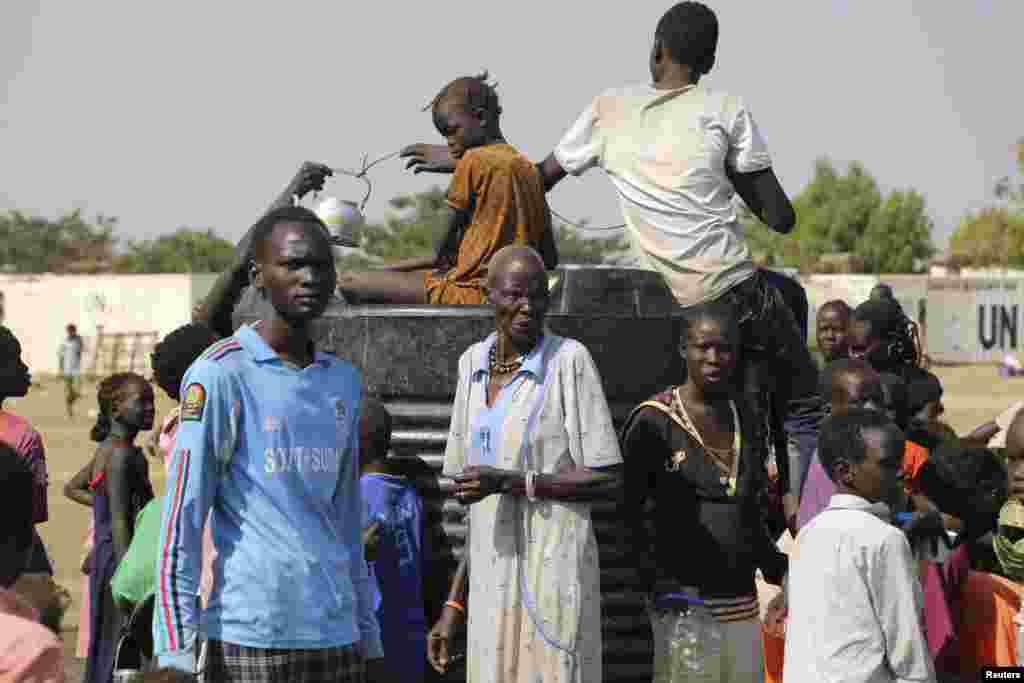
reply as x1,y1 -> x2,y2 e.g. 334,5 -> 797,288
66,372 -> 156,683
58,323 -> 84,417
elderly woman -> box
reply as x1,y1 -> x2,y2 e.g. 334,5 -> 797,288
427,245 -> 623,683
621,303 -> 787,683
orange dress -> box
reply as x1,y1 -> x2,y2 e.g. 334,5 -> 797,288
424,143 -> 550,304
959,571 -> 1023,668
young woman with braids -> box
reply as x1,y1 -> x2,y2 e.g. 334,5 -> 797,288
65,372 -> 155,683
848,298 -> 926,383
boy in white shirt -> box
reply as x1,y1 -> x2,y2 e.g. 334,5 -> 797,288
785,409 -> 934,682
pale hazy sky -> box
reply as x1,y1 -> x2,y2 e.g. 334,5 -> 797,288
2,1 -> 1021,249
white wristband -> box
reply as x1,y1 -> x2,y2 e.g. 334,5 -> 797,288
526,470 -> 538,502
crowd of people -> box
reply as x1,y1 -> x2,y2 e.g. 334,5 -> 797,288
3,2 -> 1024,682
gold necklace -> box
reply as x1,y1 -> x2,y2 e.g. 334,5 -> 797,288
675,390 -> 741,495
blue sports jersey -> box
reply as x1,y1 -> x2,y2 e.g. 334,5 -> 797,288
360,473 -> 427,681
153,324 -> 382,665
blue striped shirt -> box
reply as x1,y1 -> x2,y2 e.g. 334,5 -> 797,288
153,324 -> 382,667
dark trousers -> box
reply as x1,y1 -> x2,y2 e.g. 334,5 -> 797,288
711,271 -> 824,502
757,269 -> 819,497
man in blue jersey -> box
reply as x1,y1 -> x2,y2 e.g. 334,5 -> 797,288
153,205 -> 385,682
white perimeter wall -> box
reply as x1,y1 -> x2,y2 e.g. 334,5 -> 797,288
0,273 -> 218,375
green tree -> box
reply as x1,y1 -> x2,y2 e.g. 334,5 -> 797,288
361,187 -> 451,261
948,207 -> 1024,268
0,209 -> 117,273
948,139 -> 1024,269
553,222 -> 630,265
335,187 -> 630,268
857,189 -> 934,272
115,227 -> 235,273
742,157 -> 932,272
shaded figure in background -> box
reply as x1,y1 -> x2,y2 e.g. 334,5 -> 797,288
359,398 -> 428,683
797,360 -> 883,529
58,323 -> 84,418
403,4 -> 820,533
0,327 -> 53,581
621,303 -> 787,683
149,323 -> 220,472
193,162 -> 339,339
905,371 -> 957,450
760,270 -> 815,534
815,300 -> 852,365
0,446 -> 64,682
69,372 -> 155,683
869,282 -> 896,302
784,410 -> 934,683
877,373 -> 929,501
430,246 -> 623,682
149,322 -> 219,608
339,72 -> 557,305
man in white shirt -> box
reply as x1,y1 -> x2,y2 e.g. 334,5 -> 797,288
402,1 -> 821,529
56,324 -> 83,418
785,409 -> 934,683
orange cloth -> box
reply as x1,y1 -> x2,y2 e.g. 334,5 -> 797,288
425,143 -> 549,304
903,440 -> 929,496
959,570 -> 1023,669
762,627 -> 785,683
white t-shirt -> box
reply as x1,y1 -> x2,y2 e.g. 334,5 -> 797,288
784,494 -> 935,683
59,336 -> 83,376
554,83 -> 772,306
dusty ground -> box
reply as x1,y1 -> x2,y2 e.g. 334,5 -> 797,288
12,366 -> 1024,676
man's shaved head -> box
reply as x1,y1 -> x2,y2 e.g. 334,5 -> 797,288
486,245 -> 546,289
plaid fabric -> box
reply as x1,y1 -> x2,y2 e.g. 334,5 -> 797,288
202,640 -> 364,683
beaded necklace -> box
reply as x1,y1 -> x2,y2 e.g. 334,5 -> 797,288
488,342 -> 525,375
